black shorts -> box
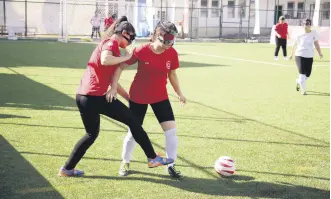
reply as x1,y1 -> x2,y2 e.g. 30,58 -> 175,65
129,99 -> 175,125
295,56 -> 313,77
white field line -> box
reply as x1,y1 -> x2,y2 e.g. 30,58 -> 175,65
184,51 -> 330,67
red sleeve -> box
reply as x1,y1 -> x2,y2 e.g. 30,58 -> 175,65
101,40 -> 118,53
125,53 -> 138,65
125,46 -> 145,65
170,49 -> 179,70
275,24 -> 279,32
109,19 -> 114,26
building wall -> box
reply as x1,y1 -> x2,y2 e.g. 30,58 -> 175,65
151,0 -> 329,38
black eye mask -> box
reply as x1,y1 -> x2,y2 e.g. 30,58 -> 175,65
123,33 -> 136,44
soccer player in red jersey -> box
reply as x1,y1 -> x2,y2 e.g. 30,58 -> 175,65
58,17 -> 173,177
274,16 -> 289,60
110,21 -> 186,179
104,14 -> 117,31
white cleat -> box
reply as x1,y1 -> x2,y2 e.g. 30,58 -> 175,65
274,56 -> 278,60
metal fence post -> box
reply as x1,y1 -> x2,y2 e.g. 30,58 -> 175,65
190,0 -> 193,40
219,0 -> 223,39
3,0 -> 6,30
247,1 -> 251,38
25,0 -> 27,36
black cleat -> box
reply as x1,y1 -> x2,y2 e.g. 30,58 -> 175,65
168,165 -> 184,179
296,83 -> 300,91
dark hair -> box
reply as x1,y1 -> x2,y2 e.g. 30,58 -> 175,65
303,18 -> 312,25
278,16 -> 285,21
111,14 -> 117,19
103,16 -> 135,40
150,21 -> 178,42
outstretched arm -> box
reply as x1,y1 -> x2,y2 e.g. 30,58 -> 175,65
101,49 -> 132,66
105,64 -> 130,103
168,69 -> 186,106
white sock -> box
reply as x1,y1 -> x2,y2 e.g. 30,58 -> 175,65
121,129 -> 137,163
165,128 -> 178,167
297,74 -> 307,92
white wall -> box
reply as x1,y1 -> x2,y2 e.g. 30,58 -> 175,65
180,0 -> 330,37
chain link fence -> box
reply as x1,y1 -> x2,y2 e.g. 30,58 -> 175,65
0,0 -> 329,39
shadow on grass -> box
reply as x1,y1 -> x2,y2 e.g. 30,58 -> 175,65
0,135 -> 64,199
169,93 -> 330,145
0,114 -> 31,119
2,122 -> 328,148
18,151 -> 330,182
0,68 -> 329,198
0,40 -> 227,69
306,91 -> 330,97
0,73 -> 77,111
81,171 -> 329,198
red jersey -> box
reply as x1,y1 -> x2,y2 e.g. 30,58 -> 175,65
104,17 -> 114,29
77,39 -> 120,96
126,44 -> 179,104
275,23 -> 288,39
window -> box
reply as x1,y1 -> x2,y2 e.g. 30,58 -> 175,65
287,2 -> 294,18
309,4 -> 315,19
108,2 -> 118,17
211,0 -> 219,18
297,2 -> 305,18
238,0 -> 246,18
157,11 -> 166,21
201,0 -> 207,7
323,2 -> 330,19
298,2 -> 304,10
200,0 -> 208,18
228,0 -> 235,18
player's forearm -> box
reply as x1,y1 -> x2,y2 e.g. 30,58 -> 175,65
110,67 -> 124,90
314,41 -> 322,55
275,30 -> 280,37
117,83 -> 129,101
169,71 -> 183,96
101,55 -> 130,66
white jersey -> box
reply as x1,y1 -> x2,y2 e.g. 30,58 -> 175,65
91,16 -> 101,27
295,30 -> 319,58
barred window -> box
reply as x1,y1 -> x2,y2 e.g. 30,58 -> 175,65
211,0 -> 219,18
200,0 -> 208,18
297,2 -> 305,18
287,2 -> 294,19
323,2 -> 330,19
238,0 -> 246,18
228,0 -> 235,18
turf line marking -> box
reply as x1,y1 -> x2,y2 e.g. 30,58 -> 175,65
184,52 -> 329,67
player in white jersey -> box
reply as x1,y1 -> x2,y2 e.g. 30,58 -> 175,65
289,18 -> 323,95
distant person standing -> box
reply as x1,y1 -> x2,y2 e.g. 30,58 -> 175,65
104,14 -> 117,31
91,12 -> 101,39
274,16 -> 289,60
